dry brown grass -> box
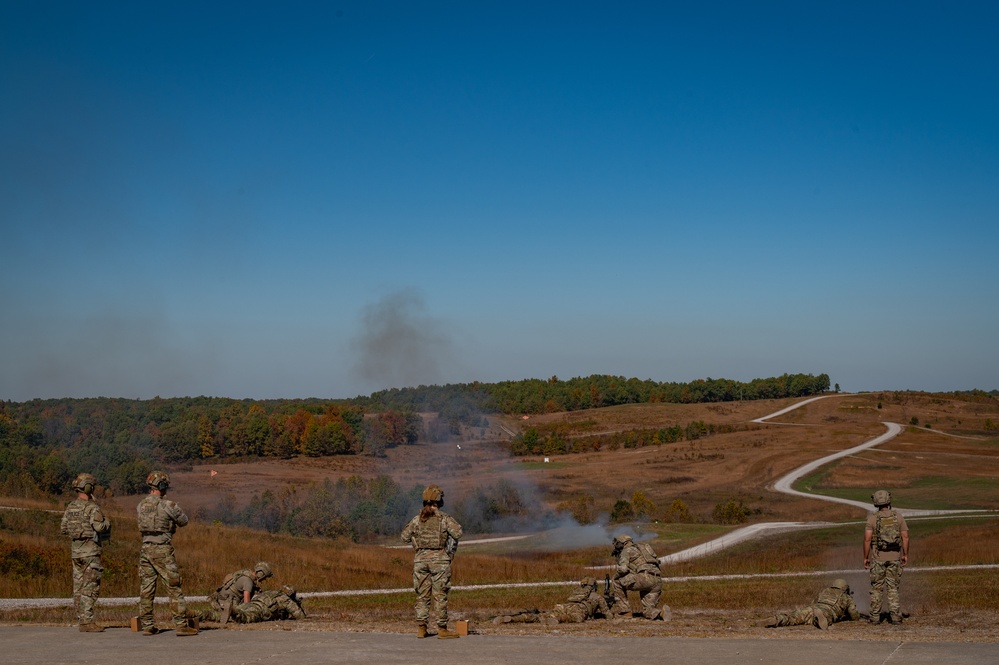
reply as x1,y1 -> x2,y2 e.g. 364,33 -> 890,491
3,392 -> 998,640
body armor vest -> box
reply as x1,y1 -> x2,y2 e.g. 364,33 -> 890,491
218,569 -> 256,597
137,496 -> 174,533
815,586 -> 841,608
414,513 -> 445,549
63,500 -> 95,539
636,542 -> 661,574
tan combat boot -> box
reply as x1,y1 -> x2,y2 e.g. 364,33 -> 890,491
141,626 -> 160,636
417,625 -> 428,638
813,608 -> 829,630
437,627 -> 460,639
175,626 -> 199,636
79,623 -> 104,633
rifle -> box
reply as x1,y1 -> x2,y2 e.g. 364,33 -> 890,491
94,524 -> 112,545
603,574 -> 616,606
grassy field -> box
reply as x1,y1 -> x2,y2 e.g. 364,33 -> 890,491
2,391 -> 998,639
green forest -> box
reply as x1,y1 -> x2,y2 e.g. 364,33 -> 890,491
0,372 -> 830,498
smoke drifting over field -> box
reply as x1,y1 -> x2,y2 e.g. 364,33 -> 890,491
413,436 -> 653,552
349,290 -> 454,392
347,290 -> 650,550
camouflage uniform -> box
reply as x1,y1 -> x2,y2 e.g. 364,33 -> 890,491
492,608 -> 543,624
768,582 -> 860,628
60,497 -> 110,626
549,580 -> 611,624
136,493 -> 190,631
864,492 -> 909,623
401,505 -> 463,630
609,535 -> 665,619
231,588 -> 306,623
198,569 -> 261,622
494,580 -> 610,625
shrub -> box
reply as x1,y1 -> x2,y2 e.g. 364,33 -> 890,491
557,494 -> 596,524
631,491 -> 656,518
663,499 -> 694,523
610,499 -> 634,522
712,499 -> 750,525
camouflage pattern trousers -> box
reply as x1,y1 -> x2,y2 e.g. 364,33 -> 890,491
138,544 -> 188,629
71,555 -> 103,624
869,560 -> 903,617
772,604 -> 829,627
610,572 -> 663,619
412,550 -> 452,628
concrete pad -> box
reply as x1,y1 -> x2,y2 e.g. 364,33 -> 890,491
2,626 -> 998,665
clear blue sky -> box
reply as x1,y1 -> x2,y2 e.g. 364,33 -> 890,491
2,1 -> 997,401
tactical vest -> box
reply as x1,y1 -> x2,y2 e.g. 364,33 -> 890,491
217,569 -> 256,597
636,542 -> 661,575
63,500 -> 95,540
815,586 -> 841,608
874,510 -> 903,552
137,496 -> 175,533
414,513 -> 446,549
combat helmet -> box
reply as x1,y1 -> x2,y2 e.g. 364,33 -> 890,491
72,473 -> 98,495
146,470 -> 170,492
422,484 -> 444,504
871,490 -> 892,507
254,562 -> 273,580
613,533 -> 633,548
831,578 -> 850,592
580,576 -> 597,589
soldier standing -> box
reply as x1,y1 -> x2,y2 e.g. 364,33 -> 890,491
765,578 -> 860,629
401,484 -> 463,639
864,489 -> 909,624
136,471 -> 198,636
608,533 -> 668,620
60,473 -> 111,632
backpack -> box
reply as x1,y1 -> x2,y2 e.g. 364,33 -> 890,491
874,510 -> 902,552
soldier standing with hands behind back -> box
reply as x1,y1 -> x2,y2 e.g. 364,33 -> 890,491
864,489 -> 909,625
402,484 -> 463,639
136,471 -> 198,636
60,473 -> 111,632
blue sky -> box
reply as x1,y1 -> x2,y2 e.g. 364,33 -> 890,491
2,1 -> 997,401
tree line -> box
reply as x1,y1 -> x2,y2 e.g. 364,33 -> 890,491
356,372 -> 832,414
0,372 -> 829,497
